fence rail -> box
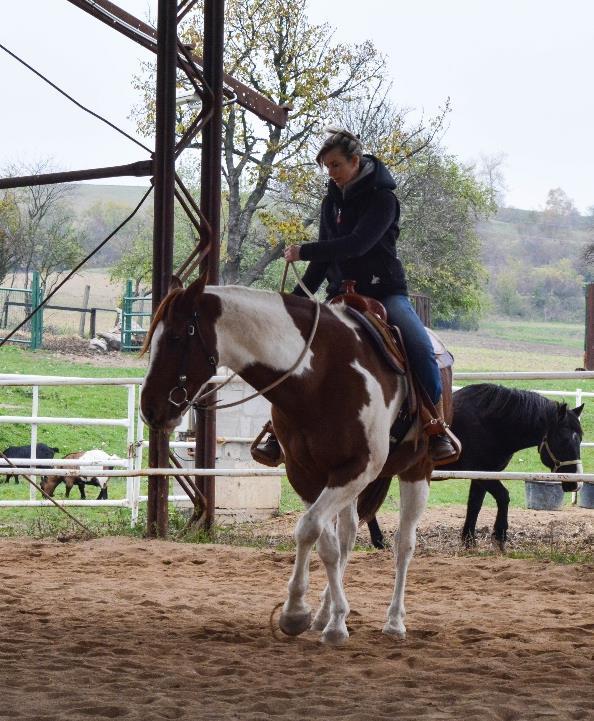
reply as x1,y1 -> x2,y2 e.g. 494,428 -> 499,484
0,370 -> 592,522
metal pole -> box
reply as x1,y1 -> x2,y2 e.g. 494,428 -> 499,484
195,0 -> 224,530
147,0 -> 178,538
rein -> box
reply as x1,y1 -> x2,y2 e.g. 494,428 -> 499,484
538,435 -> 581,472
169,262 -> 320,413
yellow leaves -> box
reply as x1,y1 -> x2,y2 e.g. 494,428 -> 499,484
259,210 -> 310,247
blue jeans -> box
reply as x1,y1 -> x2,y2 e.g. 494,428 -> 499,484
382,294 -> 442,404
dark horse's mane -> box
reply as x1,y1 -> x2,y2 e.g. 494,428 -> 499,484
462,383 -> 570,429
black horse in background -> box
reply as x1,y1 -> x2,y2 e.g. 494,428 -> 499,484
367,384 -> 584,551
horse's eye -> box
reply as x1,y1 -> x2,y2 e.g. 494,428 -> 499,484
169,333 -> 182,343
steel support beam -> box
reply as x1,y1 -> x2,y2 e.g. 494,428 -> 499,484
66,0 -> 288,128
0,161 -> 152,189
147,0 -> 179,538
193,0 -> 224,530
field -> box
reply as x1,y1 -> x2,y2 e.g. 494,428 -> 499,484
7,269 -> 124,337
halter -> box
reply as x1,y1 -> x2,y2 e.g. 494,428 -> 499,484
538,435 -> 581,472
168,311 -> 218,408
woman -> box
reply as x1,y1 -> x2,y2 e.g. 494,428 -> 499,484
254,127 -> 456,465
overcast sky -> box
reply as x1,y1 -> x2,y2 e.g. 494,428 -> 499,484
1,0 -> 592,211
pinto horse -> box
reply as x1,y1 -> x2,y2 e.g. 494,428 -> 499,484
140,275 -> 450,645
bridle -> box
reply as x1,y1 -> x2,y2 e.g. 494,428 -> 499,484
167,311 -> 218,408
165,264 -> 321,413
538,434 -> 581,472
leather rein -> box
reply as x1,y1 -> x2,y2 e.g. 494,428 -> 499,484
167,262 -> 320,413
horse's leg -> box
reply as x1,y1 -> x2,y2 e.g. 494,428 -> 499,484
486,480 -> 510,551
384,478 -> 429,639
462,480 -> 488,548
280,480 -> 369,640
311,500 -> 358,638
367,516 -> 386,549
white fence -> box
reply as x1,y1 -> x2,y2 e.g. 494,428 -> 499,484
0,371 -> 593,523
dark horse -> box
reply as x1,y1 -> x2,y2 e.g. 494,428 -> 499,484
367,383 -> 584,550
140,276 -> 454,645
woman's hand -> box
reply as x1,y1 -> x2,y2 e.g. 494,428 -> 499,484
283,245 -> 301,262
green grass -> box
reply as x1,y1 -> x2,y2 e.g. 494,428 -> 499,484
478,317 -> 584,349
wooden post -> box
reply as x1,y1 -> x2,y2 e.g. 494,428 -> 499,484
78,285 -> 90,337
585,283 -> 594,370
89,308 -> 97,339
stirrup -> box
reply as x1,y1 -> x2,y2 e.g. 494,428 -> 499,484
428,425 -> 461,466
250,422 -> 284,467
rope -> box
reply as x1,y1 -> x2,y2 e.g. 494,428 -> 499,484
0,451 -> 93,536
192,263 -> 320,412
0,186 -> 153,349
0,42 -> 152,153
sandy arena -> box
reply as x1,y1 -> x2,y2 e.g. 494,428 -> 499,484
0,504 -> 592,721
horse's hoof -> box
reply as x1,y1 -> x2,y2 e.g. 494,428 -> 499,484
321,625 -> 349,646
382,622 -> 406,640
310,611 -> 330,632
279,610 -> 312,637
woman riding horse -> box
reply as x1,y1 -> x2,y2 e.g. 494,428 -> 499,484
255,127 -> 457,465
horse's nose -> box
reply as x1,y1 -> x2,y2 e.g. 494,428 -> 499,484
140,404 -> 155,429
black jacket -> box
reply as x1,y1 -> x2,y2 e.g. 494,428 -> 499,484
294,155 -> 408,300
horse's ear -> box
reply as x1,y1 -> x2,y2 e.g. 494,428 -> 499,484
169,275 -> 183,292
573,403 -> 584,418
557,402 -> 568,420
186,270 -> 209,299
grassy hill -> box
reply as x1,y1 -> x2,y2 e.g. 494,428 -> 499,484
69,183 -> 149,213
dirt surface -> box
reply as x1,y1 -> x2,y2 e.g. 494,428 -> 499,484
245,504 -> 594,557
40,335 -> 148,368
0,506 -> 592,721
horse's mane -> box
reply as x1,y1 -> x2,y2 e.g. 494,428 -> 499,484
140,288 -> 185,356
460,383 -> 558,426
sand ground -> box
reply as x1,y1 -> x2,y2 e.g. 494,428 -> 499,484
0,505 -> 592,721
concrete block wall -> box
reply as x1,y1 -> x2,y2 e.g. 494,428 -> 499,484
174,375 -> 282,522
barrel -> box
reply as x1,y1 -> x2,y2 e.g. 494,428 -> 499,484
525,482 -> 564,510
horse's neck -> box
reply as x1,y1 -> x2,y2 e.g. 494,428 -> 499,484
213,288 -> 315,393
491,406 -> 549,451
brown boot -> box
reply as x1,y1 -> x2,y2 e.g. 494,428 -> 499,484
426,398 -> 460,465
250,422 -> 284,467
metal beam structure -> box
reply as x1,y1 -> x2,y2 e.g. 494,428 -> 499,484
66,0 -> 289,129
193,0 -> 224,530
1,0 -> 289,537
146,0 -> 179,538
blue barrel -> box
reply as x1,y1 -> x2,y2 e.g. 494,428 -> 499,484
578,483 -> 594,509
525,482 -> 564,510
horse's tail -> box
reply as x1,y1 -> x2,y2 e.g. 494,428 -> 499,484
357,476 -> 393,522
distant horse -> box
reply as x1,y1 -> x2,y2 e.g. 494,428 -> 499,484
367,384 -> 584,550
140,275 -> 452,645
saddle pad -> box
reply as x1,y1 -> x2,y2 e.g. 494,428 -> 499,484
426,328 -> 454,370
344,306 -> 406,375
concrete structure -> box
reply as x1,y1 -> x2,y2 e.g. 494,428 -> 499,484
174,374 -> 282,522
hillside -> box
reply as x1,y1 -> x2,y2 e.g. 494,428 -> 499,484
65,183 -> 593,323
69,183 -> 149,213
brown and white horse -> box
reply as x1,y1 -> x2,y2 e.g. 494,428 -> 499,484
140,275 -> 444,645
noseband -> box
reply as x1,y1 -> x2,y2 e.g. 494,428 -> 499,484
538,435 -> 580,472
168,311 -> 218,408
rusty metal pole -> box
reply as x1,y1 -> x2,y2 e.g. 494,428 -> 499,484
195,0 -> 224,530
147,0 -> 178,538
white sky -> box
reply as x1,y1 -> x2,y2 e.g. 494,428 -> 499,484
0,0 -> 592,212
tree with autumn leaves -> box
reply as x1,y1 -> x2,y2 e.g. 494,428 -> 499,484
132,0 -> 494,326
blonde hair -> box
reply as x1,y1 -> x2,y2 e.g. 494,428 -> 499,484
315,127 -> 363,166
